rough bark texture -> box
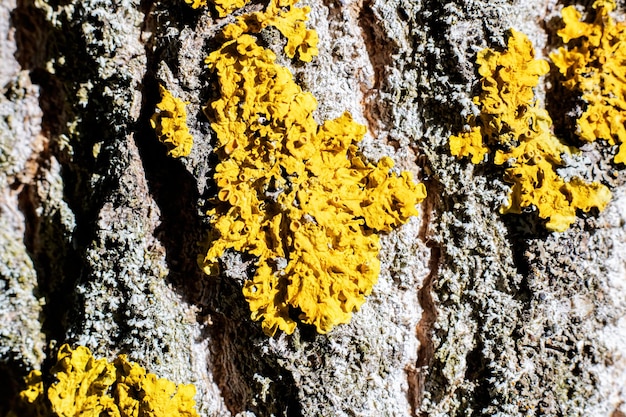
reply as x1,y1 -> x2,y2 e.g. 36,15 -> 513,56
1,0 -> 625,416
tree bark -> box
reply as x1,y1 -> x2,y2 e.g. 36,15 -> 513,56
1,0 -> 625,415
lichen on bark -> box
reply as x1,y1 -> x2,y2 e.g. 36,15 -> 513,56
0,0 -> 625,416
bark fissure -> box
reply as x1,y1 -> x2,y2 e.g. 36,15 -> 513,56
356,0 -> 397,139
412,177 -> 441,415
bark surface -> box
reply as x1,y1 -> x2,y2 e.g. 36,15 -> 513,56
1,0 -> 625,416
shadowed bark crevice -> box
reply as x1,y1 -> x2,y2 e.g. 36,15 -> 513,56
10,0 -> 102,360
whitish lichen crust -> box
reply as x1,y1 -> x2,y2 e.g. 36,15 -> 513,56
198,16 -> 425,335
150,85 -> 193,158
551,0 -> 626,164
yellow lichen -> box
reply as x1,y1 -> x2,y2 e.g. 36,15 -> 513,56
449,126 -> 488,164
8,344 -> 199,417
184,0 -> 250,17
551,0 -> 626,164
200,33 -> 426,336
150,85 -> 194,158
114,355 -> 199,417
185,0 -> 317,61
221,0 -> 319,62
48,345 -> 119,416
7,369 -> 49,417
450,29 -> 611,232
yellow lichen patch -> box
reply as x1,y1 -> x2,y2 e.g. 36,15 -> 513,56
473,30 -> 551,146
450,29 -> 611,232
48,344 -> 119,416
184,0 -> 250,17
266,3 -> 319,61
151,85 -> 194,158
201,34 -> 426,336
8,344 -> 199,417
114,355 -> 199,417
213,0 -> 251,16
449,126 -> 488,164
221,0 -> 319,62
551,0 -> 626,164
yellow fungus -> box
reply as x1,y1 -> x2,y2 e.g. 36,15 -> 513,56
150,85 -> 194,158
551,0 -> 626,164
449,126 -> 488,164
114,355 -> 199,417
48,345 -> 119,416
201,31 -> 425,336
7,369 -> 49,417
450,29 -> 611,232
8,344 -> 199,417
184,0 -> 207,9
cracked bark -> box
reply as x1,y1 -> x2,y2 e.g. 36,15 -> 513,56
1,0 -> 626,416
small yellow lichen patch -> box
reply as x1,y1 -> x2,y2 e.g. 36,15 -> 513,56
201,34 -> 425,336
8,344 -> 199,417
551,0 -> 626,164
266,2 -> 319,62
475,34 -> 551,145
151,85 -> 194,158
7,370 -> 49,417
450,29 -> 611,232
184,0 -> 207,9
449,126 -> 488,164
213,0 -> 250,16
184,0 -> 250,17
221,0 -> 319,62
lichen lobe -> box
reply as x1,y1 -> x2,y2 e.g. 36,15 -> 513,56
450,29 -> 611,232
